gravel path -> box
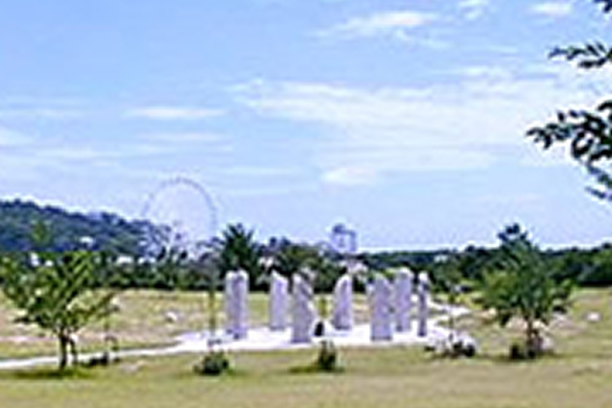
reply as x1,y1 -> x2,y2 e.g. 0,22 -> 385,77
0,304 -> 470,370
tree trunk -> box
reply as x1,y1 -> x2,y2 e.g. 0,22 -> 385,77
448,312 -> 456,343
208,288 -> 217,336
525,318 -> 541,358
318,294 -> 328,320
525,318 -> 533,342
58,333 -> 69,371
68,335 -> 79,367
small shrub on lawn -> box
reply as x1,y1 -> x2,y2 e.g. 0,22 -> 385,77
509,335 -> 554,361
316,340 -> 338,372
193,351 -> 230,376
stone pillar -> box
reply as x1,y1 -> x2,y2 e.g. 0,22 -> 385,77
291,273 -> 316,343
417,272 -> 429,337
269,272 -> 289,331
332,273 -> 353,331
370,274 -> 393,341
224,271 -> 235,336
224,270 -> 249,340
394,268 -> 413,332
233,270 -> 249,339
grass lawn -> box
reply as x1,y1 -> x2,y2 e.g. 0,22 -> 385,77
0,289 -> 610,407
0,289 -> 222,358
0,290 -> 372,359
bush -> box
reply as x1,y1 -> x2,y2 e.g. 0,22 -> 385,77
193,351 -> 230,376
316,340 -> 338,372
508,335 -> 553,361
578,265 -> 612,287
509,342 -> 529,360
462,342 -> 476,358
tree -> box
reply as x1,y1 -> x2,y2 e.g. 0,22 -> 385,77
434,254 -> 464,342
478,224 -> 572,358
528,0 -> 612,201
0,224 -> 117,371
272,241 -> 316,279
151,243 -> 190,290
307,247 -> 345,322
218,224 -> 263,289
580,244 -> 612,286
0,199 -> 147,255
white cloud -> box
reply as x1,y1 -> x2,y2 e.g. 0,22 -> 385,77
0,97 -> 86,121
222,165 -> 300,177
140,132 -> 225,144
393,32 -> 449,50
456,65 -> 513,80
221,183 -> 317,197
0,127 -> 31,147
477,192 -> 543,206
235,64 -> 601,186
35,145 -> 170,162
138,132 -> 234,155
125,106 -> 224,120
317,10 -> 435,40
0,130 -> 231,183
39,147 -> 106,161
458,0 -> 490,20
530,2 -> 573,18
0,108 -> 84,120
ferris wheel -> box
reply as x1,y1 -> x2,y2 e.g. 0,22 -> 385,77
141,176 -> 218,259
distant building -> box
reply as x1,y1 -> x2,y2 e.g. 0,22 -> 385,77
329,223 -> 357,255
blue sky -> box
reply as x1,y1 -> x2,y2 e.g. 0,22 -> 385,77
0,0 -> 611,250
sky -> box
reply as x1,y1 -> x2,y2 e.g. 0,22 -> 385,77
0,0 -> 611,251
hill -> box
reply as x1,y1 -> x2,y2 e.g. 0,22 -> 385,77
0,200 -> 147,255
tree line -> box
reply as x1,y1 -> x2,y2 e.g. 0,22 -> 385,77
1,199 -> 611,291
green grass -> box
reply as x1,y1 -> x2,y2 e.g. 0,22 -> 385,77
0,289 -> 610,407
0,290 -> 373,359
0,344 -> 611,408
0,290 -> 273,359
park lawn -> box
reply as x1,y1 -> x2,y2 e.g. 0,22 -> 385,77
0,339 -> 611,408
0,290 -> 269,359
0,289 -> 610,407
455,288 -> 612,357
0,290 -> 372,359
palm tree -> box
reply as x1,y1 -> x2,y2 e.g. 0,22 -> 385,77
218,223 -> 262,289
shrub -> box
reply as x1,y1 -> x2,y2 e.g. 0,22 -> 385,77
508,334 -> 554,361
509,342 -> 528,360
316,340 -> 338,372
462,342 -> 476,358
194,351 -> 230,376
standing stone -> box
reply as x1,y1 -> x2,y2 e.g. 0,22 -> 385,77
365,281 -> 374,299
370,274 -> 393,341
332,273 -> 353,331
394,268 -> 413,332
291,273 -> 316,343
224,271 -> 235,336
225,270 -> 249,339
417,272 -> 430,337
269,272 -> 289,331
234,270 -> 249,339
